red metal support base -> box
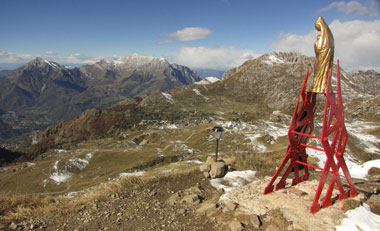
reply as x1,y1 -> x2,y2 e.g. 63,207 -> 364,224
263,60 -> 357,214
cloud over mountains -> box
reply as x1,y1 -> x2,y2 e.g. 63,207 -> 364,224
158,27 -> 212,44
271,19 -> 380,71
173,46 -> 261,70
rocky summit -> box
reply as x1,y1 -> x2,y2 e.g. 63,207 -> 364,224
0,54 -> 200,143
0,52 -> 379,231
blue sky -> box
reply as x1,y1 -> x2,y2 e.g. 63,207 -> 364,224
1,0 -> 379,71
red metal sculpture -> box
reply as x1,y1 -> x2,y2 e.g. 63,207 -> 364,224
263,60 -> 357,213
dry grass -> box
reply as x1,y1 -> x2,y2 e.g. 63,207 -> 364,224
233,150 -> 285,177
0,165 -> 200,226
0,193 -> 72,223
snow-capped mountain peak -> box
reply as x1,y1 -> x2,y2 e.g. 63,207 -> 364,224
100,54 -> 169,70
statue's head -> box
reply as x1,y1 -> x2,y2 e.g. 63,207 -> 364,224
315,16 -> 324,31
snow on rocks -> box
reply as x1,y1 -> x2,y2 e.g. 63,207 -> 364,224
346,159 -> 380,179
49,153 -> 93,184
162,92 -> 174,103
263,54 -> 285,65
336,203 -> 380,231
210,170 -> 256,192
50,161 -> 72,184
306,140 -> 380,179
192,88 -> 209,101
221,120 -> 288,152
346,121 -> 380,154
306,120 -> 380,179
194,77 -> 220,85
186,160 -> 203,165
119,171 -> 145,177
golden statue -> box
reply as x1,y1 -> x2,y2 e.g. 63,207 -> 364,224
311,16 -> 334,93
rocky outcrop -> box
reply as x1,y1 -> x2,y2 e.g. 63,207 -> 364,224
200,156 -> 228,178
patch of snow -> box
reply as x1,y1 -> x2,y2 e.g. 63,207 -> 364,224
162,92 -> 174,103
161,169 -> 173,174
49,154 -> 92,184
166,124 -> 178,129
25,162 -> 35,167
119,171 -> 145,177
43,59 -> 59,68
210,170 -> 256,192
85,152 -> 93,160
52,160 -> 59,171
194,77 -> 220,85
205,77 -> 220,83
128,141 -> 137,145
306,120 -> 380,179
225,121 -> 233,128
347,159 -> 380,179
263,54 -> 284,65
227,120 -> 288,152
159,123 -> 178,129
336,203 -> 380,231
67,157 -> 89,171
192,89 -> 209,101
66,191 -> 79,198
55,149 -> 68,153
50,171 -> 72,184
186,160 -> 203,165
346,121 -> 380,154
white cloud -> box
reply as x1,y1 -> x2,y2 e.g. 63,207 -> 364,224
319,0 -> 379,17
319,1 -> 369,16
173,46 -> 261,70
271,19 -> 380,71
64,53 -> 98,64
0,50 -> 34,63
0,50 -> 99,65
159,27 -> 212,44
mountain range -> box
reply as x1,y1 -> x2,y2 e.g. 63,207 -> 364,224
24,52 -> 380,158
0,54 -> 200,143
1,52 -> 379,228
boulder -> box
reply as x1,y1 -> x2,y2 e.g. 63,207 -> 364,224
200,157 -> 228,179
210,161 -> 228,178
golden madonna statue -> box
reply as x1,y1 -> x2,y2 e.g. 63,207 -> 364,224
311,16 -> 335,93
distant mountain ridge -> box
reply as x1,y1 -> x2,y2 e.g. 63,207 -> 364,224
26,52 -> 380,157
0,54 -> 200,142
193,68 -> 225,79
